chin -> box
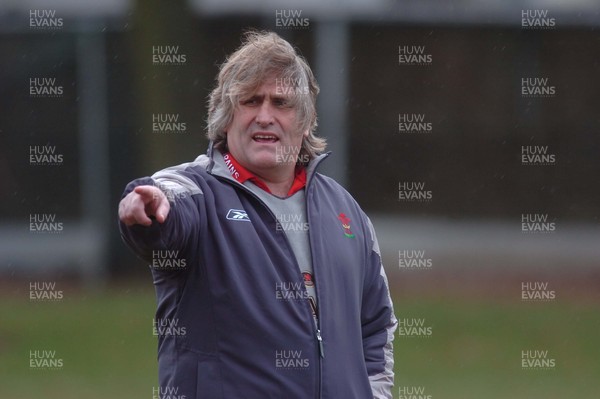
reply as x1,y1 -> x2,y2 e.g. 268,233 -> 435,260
249,152 -> 279,170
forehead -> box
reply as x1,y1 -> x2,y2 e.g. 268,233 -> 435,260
242,77 -> 293,99
254,78 -> 278,92
251,71 -> 299,90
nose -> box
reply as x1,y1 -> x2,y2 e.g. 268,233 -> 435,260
255,101 -> 274,127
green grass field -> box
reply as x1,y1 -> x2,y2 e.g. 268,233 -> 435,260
1,285 -> 598,398
394,297 -> 600,398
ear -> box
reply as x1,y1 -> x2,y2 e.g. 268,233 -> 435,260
302,129 -> 309,138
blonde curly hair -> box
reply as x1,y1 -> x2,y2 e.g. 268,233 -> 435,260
206,31 -> 326,161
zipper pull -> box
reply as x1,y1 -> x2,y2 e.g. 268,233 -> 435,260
316,329 -> 325,358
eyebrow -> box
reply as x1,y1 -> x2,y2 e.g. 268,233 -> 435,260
242,93 -> 291,102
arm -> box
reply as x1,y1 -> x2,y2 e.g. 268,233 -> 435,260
362,218 -> 398,399
118,169 -> 203,263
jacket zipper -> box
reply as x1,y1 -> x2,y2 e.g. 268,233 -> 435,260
316,329 -> 324,357
304,181 -> 324,399
213,173 -> 326,398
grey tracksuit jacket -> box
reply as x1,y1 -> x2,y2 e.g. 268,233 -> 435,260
119,145 -> 397,399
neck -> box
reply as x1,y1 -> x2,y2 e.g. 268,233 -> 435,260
252,165 -> 296,197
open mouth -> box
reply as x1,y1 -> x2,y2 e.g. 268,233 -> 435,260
252,133 -> 279,143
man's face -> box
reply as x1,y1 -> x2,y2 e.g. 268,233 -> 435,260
224,76 -> 307,175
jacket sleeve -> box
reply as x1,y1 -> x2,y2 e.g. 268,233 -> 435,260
118,165 -> 204,263
362,217 -> 398,399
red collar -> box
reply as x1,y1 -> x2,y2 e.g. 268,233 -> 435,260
222,152 -> 306,197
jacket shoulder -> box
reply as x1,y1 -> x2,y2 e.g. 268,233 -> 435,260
151,154 -> 211,197
312,173 -> 363,210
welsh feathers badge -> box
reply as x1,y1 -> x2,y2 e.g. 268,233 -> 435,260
337,213 -> 355,238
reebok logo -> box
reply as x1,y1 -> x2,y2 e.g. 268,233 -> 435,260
226,209 -> 250,222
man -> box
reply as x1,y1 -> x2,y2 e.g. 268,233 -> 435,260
119,31 -> 397,398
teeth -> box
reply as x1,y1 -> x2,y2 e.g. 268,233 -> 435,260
254,135 -> 277,140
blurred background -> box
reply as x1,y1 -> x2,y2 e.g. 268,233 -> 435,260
1,0 -> 599,398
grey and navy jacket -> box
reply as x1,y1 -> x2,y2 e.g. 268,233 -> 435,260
119,146 -> 397,399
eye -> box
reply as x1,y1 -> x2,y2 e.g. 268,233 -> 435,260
273,98 -> 289,107
242,97 -> 258,106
